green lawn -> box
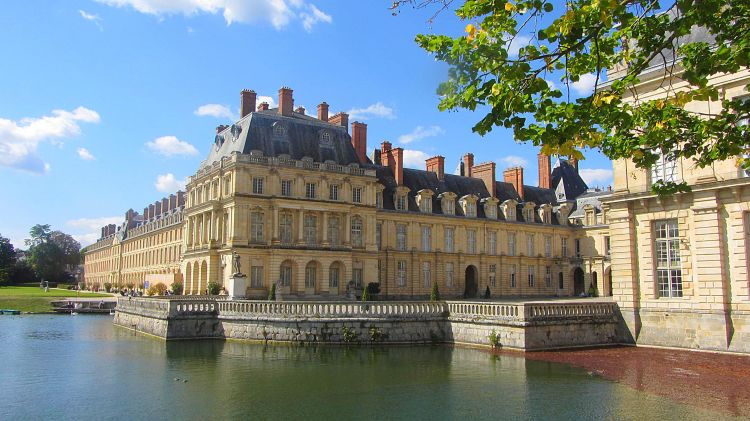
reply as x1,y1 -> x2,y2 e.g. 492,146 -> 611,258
0,286 -> 111,313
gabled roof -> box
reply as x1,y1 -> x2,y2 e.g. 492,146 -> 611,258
551,159 -> 588,201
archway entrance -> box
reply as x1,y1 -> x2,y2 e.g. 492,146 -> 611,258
573,267 -> 585,296
464,265 -> 478,298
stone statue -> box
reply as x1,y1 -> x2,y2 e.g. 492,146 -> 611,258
232,251 -> 244,276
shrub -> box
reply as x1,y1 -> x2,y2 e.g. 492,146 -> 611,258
366,282 -> 380,295
104,282 -> 112,292
369,327 -> 384,342
171,281 -> 183,296
268,282 -> 276,301
341,326 -> 359,343
430,282 -> 440,301
207,281 -> 221,295
361,285 -> 369,302
488,330 -> 501,349
147,282 -> 168,296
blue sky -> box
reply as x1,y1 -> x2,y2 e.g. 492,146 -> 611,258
0,0 -> 613,248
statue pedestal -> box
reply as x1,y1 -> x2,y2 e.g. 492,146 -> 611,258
227,275 -> 248,299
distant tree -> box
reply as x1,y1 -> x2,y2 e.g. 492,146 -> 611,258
50,231 -> 81,267
8,260 -> 38,284
0,235 -> 16,285
24,225 -> 81,283
28,242 -> 65,282
25,224 -> 52,247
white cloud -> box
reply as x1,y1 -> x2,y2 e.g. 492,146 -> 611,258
500,155 -> 527,168
66,216 -> 122,246
398,125 -> 444,144
79,10 -> 103,30
257,95 -> 277,109
155,173 -> 187,192
506,34 -> 531,57
77,147 -> 95,160
545,79 -> 557,90
194,103 -> 235,119
146,135 -> 198,157
96,0 -> 332,30
347,102 -> 396,120
0,106 -> 100,174
300,4 -> 331,32
572,73 -> 598,95
402,149 -> 431,169
579,168 -> 614,186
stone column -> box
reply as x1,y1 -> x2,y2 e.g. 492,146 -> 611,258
271,205 -> 279,245
322,212 -> 329,246
344,213 -> 351,246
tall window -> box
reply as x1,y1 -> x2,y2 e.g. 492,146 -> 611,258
508,232 -> 516,256
524,208 -> 534,222
376,191 -> 383,209
305,182 -> 316,199
280,213 -> 293,244
489,264 -> 497,287
561,237 -> 568,257
604,236 -> 611,257
329,266 -> 339,288
352,187 -> 362,204
329,184 -> 339,201
328,216 -> 340,246
558,272 -> 564,289
575,239 -> 581,256
251,266 -> 263,288
421,226 -> 432,252
280,264 -> 292,286
651,151 -> 678,184
444,227 -> 454,253
353,268 -> 363,287
465,201 -> 477,218
304,215 -> 317,246
443,199 -> 455,215
422,262 -> 431,288
544,235 -> 552,257
509,264 -> 517,288
419,196 -> 432,213
376,223 -> 382,250
655,220 -> 682,297
486,204 -> 497,219
251,211 -> 264,243
396,194 -> 407,211
488,231 -> 497,255
281,180 -> 292,197
252,177 -> 264,194
396,224 -> 407,251
545,266 -> 552,288
305,265 -> 316,288
527,234 -> 535,256
528,265 -> 535,287
397,260 -> 407,287
351,217 -> 363,248
445,262 -> 454,287
506,205 -> 516,221
542,210 -> 551,224
467,229 -> 476,254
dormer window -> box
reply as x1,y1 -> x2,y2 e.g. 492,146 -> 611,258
394,186 -> 410,212
522,203 -> 536,223
502,200 -> 517,221
375,184 -> 385,209
438,192 -> 457,216
459,195 -> 478,218
416,189 -> 434,214
556,203 -> 570,226
481,197 -> 499,220
396,195 -> 407,211
539,204 -> 552,224
273,124 -> 285,137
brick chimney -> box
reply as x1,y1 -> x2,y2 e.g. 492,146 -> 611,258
177,191 -> 186,207
379,141 -> 403,185
278,87 -> 293,116
472,162 -> 496,197
463,153 -> 474,177
240,89 -> 256,118
425,156 -> 445,180
504,167 -> 524,200
154,201 -> 162,216
380,141 -> 393,167
161,198 -> 169,215
317,102 -> 329,121
329,112 -> 349,133
295,106 -> 306,115
169,194 -> 177,210
258,102 -> 269,111
569,155 -> 579,172
538,152 -> 551,189
351,122 -> 367,164
149,204 -> 155,220
143,207 -> 149,220
101,227 -> 105,238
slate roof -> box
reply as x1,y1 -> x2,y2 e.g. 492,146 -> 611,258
569,190 -> 612,219
551,159 -> 588,201
202,108 -> 365,167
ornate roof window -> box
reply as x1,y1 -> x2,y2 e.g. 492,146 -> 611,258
459,194 -> 479,218
416,189 -> 434,214
538,204 -> 552,224
438,192 -> 457,215
481,197 -> 499,220
501,199 -> 517,221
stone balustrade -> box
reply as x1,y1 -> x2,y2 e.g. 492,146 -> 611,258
446,300 -> 617,325
169,298 -> 218,317
116,297 -> 171,319
218,300 -> 447,320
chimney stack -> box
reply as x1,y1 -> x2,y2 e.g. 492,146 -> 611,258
295,106 -> 306,115
161,198 -> 169,215
149,204 -> 155,220
351,122 -> 368,164
169,194 -> 177,210
504,167 -> 525,200
258,102 -> 269,111
143,207 -> 149,220
177,191 -> 186,207
538,152 -> 551,189
569,155 -> 579,172
379,141 -> 403,185
425,156 -> 445,181
463,153 -> 474,177
329,112 -> 349,133
317,102 -> 329,121
472,162 -> 497,197
278,87 -> 293,116
101,227 -> 105,238
240,89 -> 256,118
154,201 -> 162,216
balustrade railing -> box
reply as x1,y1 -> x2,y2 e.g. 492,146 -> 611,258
218,300 -> 447,319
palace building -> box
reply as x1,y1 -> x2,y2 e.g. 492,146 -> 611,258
85,86 -> 599,300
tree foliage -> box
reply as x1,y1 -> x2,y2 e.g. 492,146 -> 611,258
24,225 -> 81,282
397,0 -> 750,194
0,235 -> 16,286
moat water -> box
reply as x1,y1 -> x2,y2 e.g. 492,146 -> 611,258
0,315 -> 742,420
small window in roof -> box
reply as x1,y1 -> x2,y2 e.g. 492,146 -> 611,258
273,124 -> 285,137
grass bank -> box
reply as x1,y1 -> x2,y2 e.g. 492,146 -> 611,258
0,286 -> 110,313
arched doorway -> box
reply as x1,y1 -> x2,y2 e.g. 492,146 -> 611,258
464,265 -> 478,298
573,267 -> 585,296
